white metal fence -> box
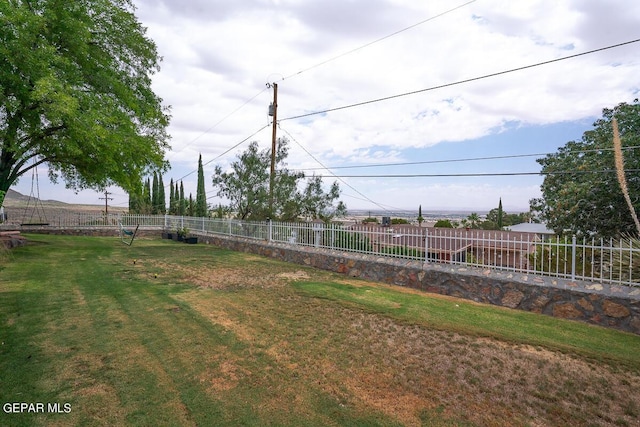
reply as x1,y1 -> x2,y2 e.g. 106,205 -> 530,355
8,211 -> 640,287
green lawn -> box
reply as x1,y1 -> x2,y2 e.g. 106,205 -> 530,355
1,235 -> 639,426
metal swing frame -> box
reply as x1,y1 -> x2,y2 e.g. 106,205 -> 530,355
21,161 -> 49,226
119,223 -> 139,246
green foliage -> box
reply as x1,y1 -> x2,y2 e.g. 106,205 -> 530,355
179,181 -> 185,216
152,172 -> 160,214
176,227 -> 189,238
606,237 -> 640,284
380,245 -> 424,258
434,219 -> 454,228
528,237 -> 595,277
0,0 -> 170,205
187,193 -> 195,217
213,203 -> 230,219
362,217 -> 379,223
480,220 -> 497,230
168,178 -> 176,215
196,154 -> 208,217
391,218 -> 410,224
158,173 -> 166,214
532,99 -> 640,239
142,178 -> 151,213
466,213 -> 481,229
485,206 -> 530,230
332,230 -> 372,252
212,138 -> 345,221
417,205 -> 424,226
130,173 -> 168,214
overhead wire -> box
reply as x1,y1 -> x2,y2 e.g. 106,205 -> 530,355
280,0 -> 476,81
280,38 -> 640,122
172,123 -> 271,184
278,125 -> 401,213
297,145 -> 640,171
166,87 -> 269,160
307,169 -> 640,179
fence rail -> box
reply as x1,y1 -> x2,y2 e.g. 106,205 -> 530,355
6,211 -> 640,287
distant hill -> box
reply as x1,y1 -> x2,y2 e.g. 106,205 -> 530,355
2,189 -> 127,224
4,188 -> 71,207
4,189 -> 31,203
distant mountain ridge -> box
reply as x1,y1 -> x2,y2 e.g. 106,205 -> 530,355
4,188 -> 69,205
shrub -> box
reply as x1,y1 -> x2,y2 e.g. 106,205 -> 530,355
434,219 -> 453,228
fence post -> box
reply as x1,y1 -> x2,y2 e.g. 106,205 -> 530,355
571,235 -> 577,281
268,219 -> 272,242
331,223 -> 335,249
424,229 -> 429,264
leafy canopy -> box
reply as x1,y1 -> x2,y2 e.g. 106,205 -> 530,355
531,99 -> 640,239
212,138 -> 346,221
0,0 -> 170,207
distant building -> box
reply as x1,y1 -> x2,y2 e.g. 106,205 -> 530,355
507,223 -> 555,240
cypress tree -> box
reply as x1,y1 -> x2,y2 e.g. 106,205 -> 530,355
151,172 -> 159,214
169,178 -> 175,215
188,193 -> 195,217
128,180 -> 143,214
498,198 -> 503,229
174,181 -> 179,215
143,177 -> 151,214
158,173 -> 166,214
196,153 -> 207,217
179,181 -> 185,216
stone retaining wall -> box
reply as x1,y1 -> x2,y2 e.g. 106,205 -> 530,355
10,227 -> 159,238
195,233 -> 640,335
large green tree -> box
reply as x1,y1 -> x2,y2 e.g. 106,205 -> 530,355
531,99 -> 640,239
0,0 -> 170,209
212,138 -> 346,221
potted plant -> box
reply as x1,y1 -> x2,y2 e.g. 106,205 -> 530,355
176,226 -> 197,244
176,227 -> 188,242
184,235 -> 198,244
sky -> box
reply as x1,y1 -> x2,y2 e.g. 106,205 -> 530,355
11,0 -> 640,214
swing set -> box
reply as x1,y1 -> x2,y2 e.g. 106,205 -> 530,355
119,222 -> 139,246
21,161 -> 49,226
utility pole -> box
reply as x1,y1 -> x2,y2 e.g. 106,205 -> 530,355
268,82 -> 278,218
99,190 -> 114,219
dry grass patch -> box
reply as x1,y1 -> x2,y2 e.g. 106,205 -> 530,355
177,280 -> 640,427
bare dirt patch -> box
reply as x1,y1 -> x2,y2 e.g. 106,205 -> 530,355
143,258 -> 312,290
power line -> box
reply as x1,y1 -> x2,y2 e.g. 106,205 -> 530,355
297,145 -> 640,171
167,87 -> 269,160
172,124 -> 271,184
279,125 -> 401,213
309,169 -> 640,178
280,38 -> 640,122
281,0 -> 476,81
